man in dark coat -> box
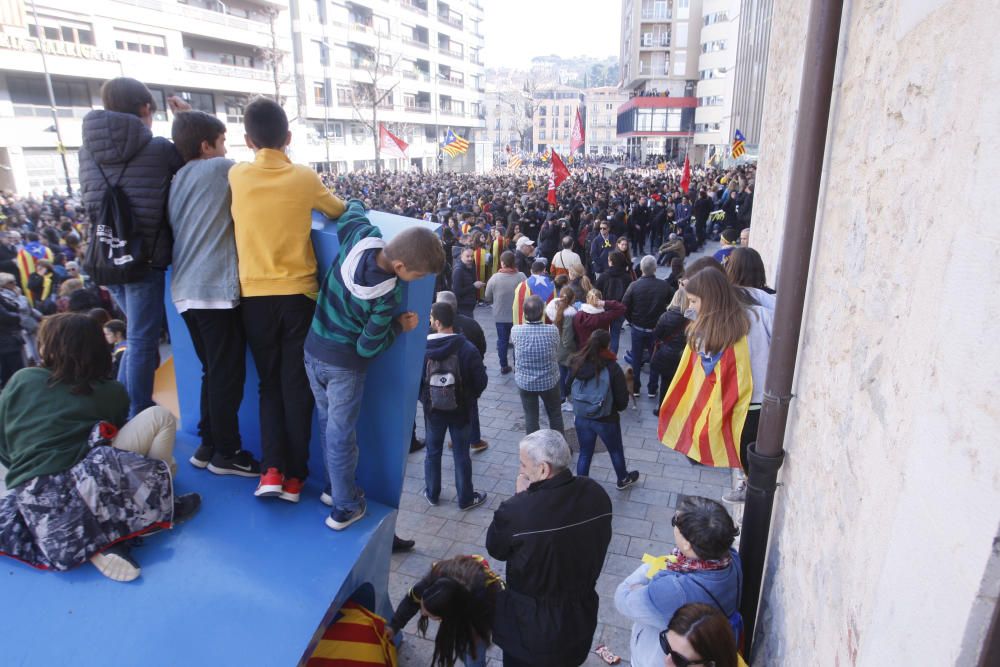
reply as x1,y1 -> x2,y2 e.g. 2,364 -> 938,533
487,430 -> 612,667
451,247 -> 481,317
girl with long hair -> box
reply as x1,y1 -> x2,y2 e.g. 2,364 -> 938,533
0,313 -> 199,582
573,288 -> 626,350
569,329 -> 639,488
657,269 -> 756,470
388,555 -> 503,667
545,286 -> 578,407
725,247 -> 774,295
568,264 -> 593,304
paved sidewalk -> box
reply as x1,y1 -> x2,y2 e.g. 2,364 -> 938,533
393,246 -> 736,666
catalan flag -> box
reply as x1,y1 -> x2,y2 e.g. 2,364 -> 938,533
441,129 -> 470,157
509,155 -> 523,170
657,337 -> 753,468
473,246 -> 490,299
306,601 -> 397,666
512,276 -> 556,325
731,129 -> 747,159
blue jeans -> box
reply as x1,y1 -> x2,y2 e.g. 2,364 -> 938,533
609,315 -> 625,355
496,322 -> 513,368
462,637 -> 490,667
558,364 -> 572,400
629,326 -> 658,394
424,410 -> 474,507
304,352 -> 366,514
574,416 -> 629,482
108,270 -> 165,419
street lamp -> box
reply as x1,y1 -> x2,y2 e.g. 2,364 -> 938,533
28,0 -> 72,195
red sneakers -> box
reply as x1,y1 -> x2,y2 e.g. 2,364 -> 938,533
255,468 -> 283,498
280,478 -> 303,503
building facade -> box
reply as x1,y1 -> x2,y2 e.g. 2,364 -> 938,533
729,0 -> 772,151
288,0 -> 487,174
692,0 -> 738,160
531,84 -> 582,156
484,83 -> 531,159
583,86 -> 627,157
617,0 -> 702,160
0,0 -> 293,195
749,0 -> 999,664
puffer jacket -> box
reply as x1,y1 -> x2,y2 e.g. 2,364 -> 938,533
79,110 -> 183,276
651,307 -> 688,376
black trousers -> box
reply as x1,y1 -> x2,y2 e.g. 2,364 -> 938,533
241,295 -> 316,480
741,405 -> 762,474
181,307 -> 246,457
0,346 -> 24,387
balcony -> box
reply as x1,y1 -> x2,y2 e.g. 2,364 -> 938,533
438,13 -> 463,30
438,47 -> 463,60
439,76 -> 464,88
401,0 -> 428,15
115,0 -> 271,36
641,9 -> 671,20
403,37 -> 430,49
179,59 -> 272,81
405,103 -> 432,113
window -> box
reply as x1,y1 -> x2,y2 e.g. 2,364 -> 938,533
114,29 -> 167,56
700,67 -> 727,80
177,90 -> 215,113
313,40 -> 329,66
675,22 -> 689,48
8,75 -> 91,112
676,0 -> 690,20
539,130 -> 546,140
224,96 -> 245,124
539,118 -> 546,128
553,106 -> 559,116
29,18 -> 95,45
351,123 -> 367,144
702,39 -> 727,53
698,95 -> 724,106
220,53 -> 256,68
704,10 -> 728,25
673,52 -> 687,76
563,118 -> 569,128
313,81 -> 328,105
337,85 -> 353,105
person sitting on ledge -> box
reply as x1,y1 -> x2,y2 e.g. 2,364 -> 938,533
0,313 -> 200,583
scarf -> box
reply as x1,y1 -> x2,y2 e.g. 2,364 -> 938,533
665,548 -> 731,573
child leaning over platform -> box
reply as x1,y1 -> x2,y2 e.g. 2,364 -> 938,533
168,110 -> 260,479
304,201 -> 445,531
228,97 -> 346,502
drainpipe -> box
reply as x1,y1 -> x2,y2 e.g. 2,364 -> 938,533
738,0 -> 845,660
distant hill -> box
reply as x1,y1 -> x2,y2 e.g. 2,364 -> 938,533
487,55 -> 620,89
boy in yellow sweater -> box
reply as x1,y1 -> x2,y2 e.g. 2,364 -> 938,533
229,97 -> 345,501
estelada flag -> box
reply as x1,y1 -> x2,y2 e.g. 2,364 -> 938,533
547,149 -> 570,205
512,276 -> 556,325
378,124 -> 408,159
658,337 -> 753,468
680,155 -> 691,192
306,600 -> 397,666
571,108 -> 585,153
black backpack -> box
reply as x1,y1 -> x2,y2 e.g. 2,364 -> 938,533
425,352 -> 463,412
82,152 -> 146,285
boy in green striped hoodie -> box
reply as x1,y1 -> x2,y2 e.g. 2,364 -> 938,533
304,200 -> 446,531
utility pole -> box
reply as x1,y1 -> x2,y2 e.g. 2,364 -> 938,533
28,0 -> 71,195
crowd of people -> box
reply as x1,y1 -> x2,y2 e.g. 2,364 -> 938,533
0,75 -> 771,666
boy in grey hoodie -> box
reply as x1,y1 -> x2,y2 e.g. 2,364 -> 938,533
167,111 -> 261,481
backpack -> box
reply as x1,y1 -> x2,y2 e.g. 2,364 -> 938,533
689,568 -> 746,655
571,366 -> 613,419
425,352 -> 463,412
82,153 -> 146,285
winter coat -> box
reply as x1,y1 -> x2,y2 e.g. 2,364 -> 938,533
537,219 -> 560,260
455,313 -> 487,359
589,233 -> 616,274
596,265 -> 632,303
420,332 -> 487,424
487,469 -> 612,666
79,110 -> 183,276
623,276 -> 674,330
0,289 -> 23,353
651,308 -> 688,376
573,300 -> 625,348
451,261 -> 479,313
484,269 -> 526,324
545,301 -> 578,366
569,358 -> 629,423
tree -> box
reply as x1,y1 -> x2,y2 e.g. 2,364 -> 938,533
260,9 -> 292,105
348,32 -> 402,174
498,79 -> 536,152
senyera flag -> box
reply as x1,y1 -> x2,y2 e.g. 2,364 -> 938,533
547,149 -> 571,205
657,337 -> 753,468
571,108 -> 585,154
680,155 -> 691,193
378,124 -> 408,159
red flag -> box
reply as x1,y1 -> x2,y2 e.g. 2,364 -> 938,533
378,124 -> 408,159
680,155 -> 691,192
571,108 -> 585,154
548,149 -> 570,205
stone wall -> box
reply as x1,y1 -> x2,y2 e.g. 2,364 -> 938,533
749,0 -> 1000,664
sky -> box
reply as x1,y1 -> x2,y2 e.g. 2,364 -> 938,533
481,0 -> 621,69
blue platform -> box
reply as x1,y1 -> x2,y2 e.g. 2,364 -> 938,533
0,210 -> 437,666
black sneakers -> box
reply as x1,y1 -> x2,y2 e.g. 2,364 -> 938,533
616,471 -> 640,490
459,491 -> 488,511
392,535 -> 416,553
173,493 -> 202,524
207,450 -> 261,478
189,444 -> 212,469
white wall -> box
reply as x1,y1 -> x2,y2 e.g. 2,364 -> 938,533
750,0 -> 1000,664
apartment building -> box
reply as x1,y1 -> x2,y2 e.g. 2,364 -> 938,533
583,86 -> 627,157
532,84 -> 582,155
692,0 -> 738,159
0,0 -> 293,195
484,83 -> 531,158
617,0 -> 702,161
289,0 -> 487,173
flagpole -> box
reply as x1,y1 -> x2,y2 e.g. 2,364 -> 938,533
29,0 -> 72,195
